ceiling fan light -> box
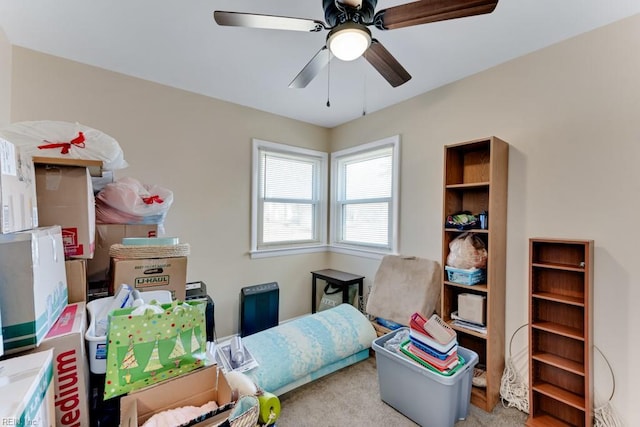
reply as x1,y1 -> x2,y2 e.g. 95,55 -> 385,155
327,25 -> 371,61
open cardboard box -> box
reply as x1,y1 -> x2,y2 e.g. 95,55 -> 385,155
120,365 -> 233,427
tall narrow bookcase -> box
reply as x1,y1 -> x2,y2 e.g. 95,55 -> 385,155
440,136 -> 509,412
527,238 -> 593,427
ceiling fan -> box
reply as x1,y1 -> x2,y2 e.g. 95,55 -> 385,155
214,0 -> 499,89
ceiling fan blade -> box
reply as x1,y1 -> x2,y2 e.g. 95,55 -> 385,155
374,0 -> 498,30
213,11 -> 326,32
363,39 -> 411,87
289,47 -> 332,89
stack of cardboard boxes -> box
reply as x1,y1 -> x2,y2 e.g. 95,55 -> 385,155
0,136 -> 226,427
0,138 -> 85,426
0,138 -> 161,426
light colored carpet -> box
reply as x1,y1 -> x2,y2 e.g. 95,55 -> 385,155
276,354 -> 528,427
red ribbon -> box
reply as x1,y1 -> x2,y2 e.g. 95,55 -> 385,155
142,195 -> 164,205
38,132 -> 86,154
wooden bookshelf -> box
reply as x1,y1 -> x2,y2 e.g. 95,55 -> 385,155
440,137 -> 509,412
527,238 -> 593,427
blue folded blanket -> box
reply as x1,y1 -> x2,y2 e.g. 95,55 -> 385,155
242,303 -> 376,394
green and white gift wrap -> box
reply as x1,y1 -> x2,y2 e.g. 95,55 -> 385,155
104,300 -> 207,399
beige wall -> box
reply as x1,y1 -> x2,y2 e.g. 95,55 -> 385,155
0,27 -> 10,125
10,47 -> 331,338
7,13 -> 640,424
330,14 -> 640,426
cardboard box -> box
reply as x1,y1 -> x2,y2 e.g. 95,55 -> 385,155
24,303 -> 90,427
110,256 -> 187,301
0,225 -> 68,354
120,365 -> 232,427
65,259 -> 87,303
35,163 -> 96,259
458,293 -> 486,325
32,156 -> 103,178
0,349 -> 56,427
0,137 -> 38,234
87,224 -> 158,283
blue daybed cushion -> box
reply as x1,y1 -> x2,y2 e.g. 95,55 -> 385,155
242,303 -> 377,395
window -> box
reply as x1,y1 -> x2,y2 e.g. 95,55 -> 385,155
251,139 -> 327,257
330,135 -> 399,257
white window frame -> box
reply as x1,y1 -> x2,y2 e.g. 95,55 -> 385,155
329,135 -> 400,259
250,139 -> 328,258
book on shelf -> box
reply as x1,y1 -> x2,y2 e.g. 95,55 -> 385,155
450,311 -> 487,334
451,320 -> 487,334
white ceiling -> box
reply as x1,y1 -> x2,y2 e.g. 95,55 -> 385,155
1,1 -> 639,128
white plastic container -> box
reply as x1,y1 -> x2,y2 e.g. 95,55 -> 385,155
372,327 -> 478,427
85,290 -> 172,374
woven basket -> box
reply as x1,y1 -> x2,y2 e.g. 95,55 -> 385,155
109,243 -> 190,259
229,395 -> 260,427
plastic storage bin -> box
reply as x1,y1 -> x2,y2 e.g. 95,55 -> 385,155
85,290 -> 172,374
372,327 -> 478,427
445,266 -> 485,285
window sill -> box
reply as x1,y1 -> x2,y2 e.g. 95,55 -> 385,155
250,245 -> 328,259
250,244 -> 397,260
328,245 -> 396,260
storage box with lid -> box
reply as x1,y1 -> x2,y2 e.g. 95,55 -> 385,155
0,225 -> 68,353
372,327 -> 478,427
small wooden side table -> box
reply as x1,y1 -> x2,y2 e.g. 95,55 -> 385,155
311,269 -> 365,313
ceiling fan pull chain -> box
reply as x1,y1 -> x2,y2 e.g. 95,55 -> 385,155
362,60 -> 367,116
326,50 -> 331,107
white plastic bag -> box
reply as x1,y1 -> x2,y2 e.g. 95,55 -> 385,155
446,232 -> 488,269
0,120 -> 128,170
96,177 -> 173,220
